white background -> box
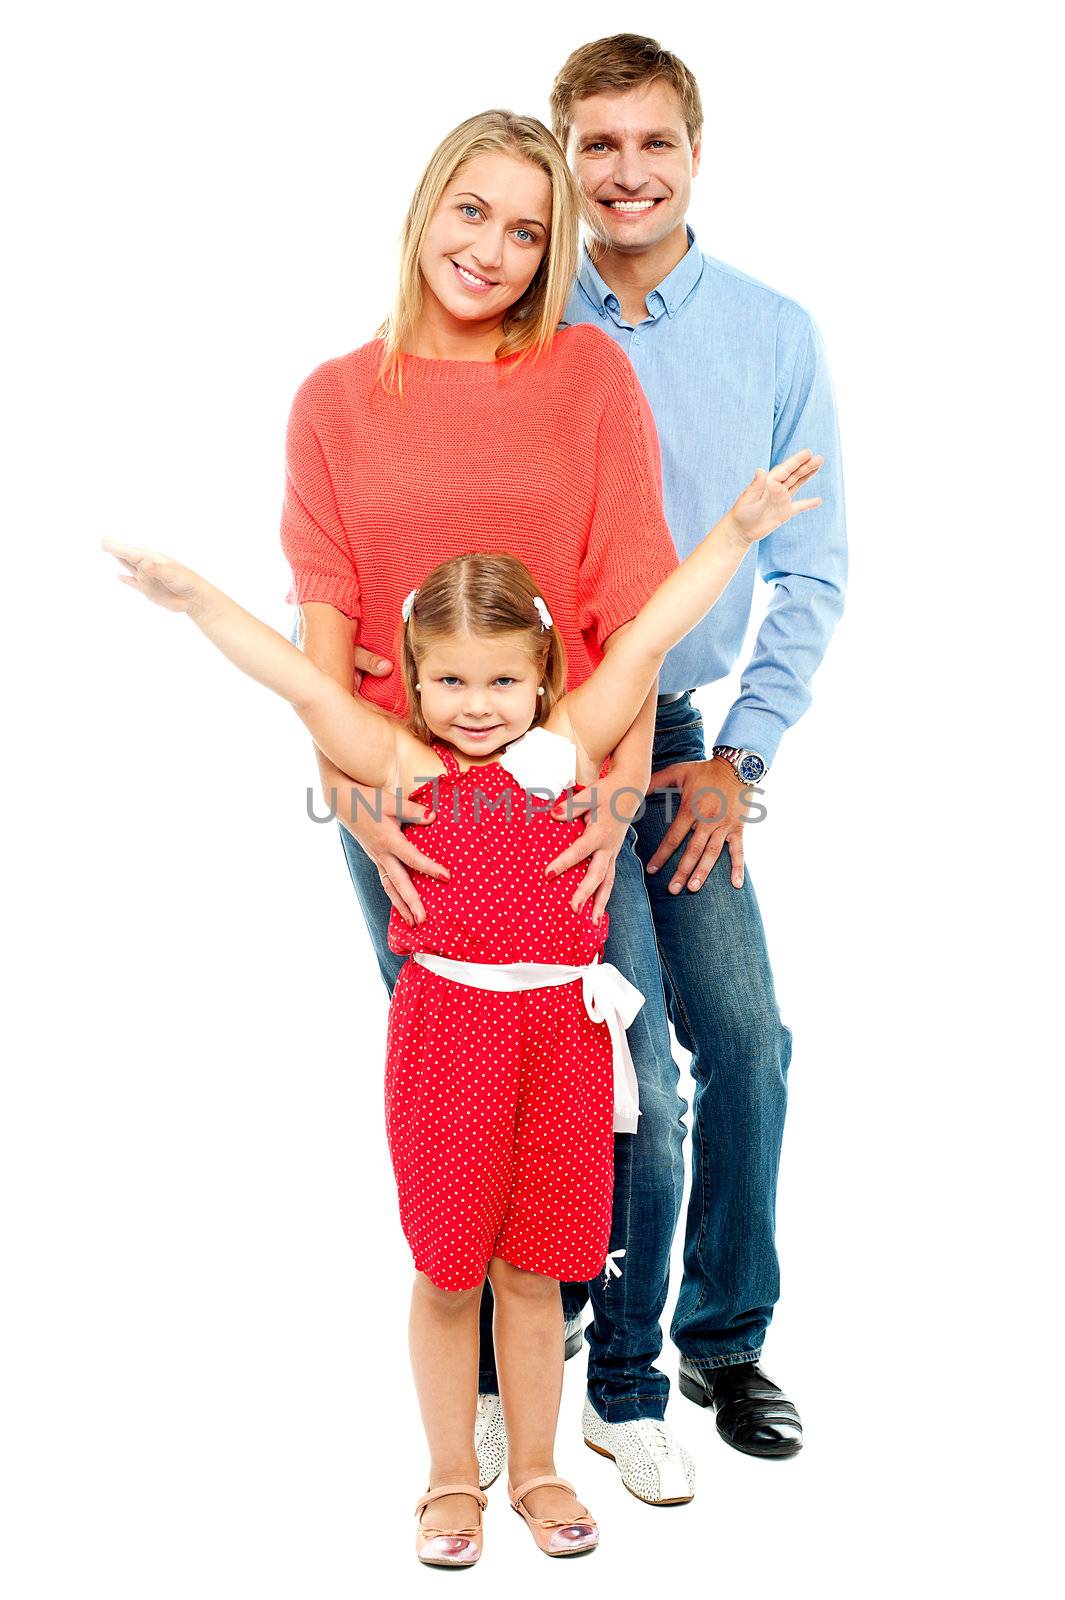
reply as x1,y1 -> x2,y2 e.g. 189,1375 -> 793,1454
3,1 -> 1059,1595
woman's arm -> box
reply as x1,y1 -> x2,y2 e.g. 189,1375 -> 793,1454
559,451 -> 824,767
101,540 -> 401,791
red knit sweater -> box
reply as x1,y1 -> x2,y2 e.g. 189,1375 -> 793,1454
279,324 -> 679,719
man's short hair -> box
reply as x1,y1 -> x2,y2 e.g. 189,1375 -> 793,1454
550,33 -> 704,154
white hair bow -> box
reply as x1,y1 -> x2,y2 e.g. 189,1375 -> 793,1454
401,588 -> 418,623
532,595 -> 553,631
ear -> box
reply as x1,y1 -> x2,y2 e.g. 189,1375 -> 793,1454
690,134 -> 702,180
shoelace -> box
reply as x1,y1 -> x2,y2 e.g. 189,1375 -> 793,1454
633,1418 -> 676,1460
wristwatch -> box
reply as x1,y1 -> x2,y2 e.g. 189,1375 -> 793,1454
712,745 -> 769,785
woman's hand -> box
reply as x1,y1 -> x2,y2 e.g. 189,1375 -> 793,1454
101,539 -> 209,615
544,769 -> 642,923
319,752 -> 449,928
730,449 -> 824,545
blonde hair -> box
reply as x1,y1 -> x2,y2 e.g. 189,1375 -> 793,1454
377,110 -> 587,394
396,553 -> 567,745
550,33 -> 704,154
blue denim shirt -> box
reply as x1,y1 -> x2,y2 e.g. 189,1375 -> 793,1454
563,226 -> 847,767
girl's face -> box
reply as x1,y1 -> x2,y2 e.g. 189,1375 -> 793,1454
416,632 -> 543,760
418,151 -> 552,332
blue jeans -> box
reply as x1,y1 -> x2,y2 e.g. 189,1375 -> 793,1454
316,672 -> 791,1419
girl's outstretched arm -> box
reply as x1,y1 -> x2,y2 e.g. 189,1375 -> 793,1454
558,450 -> 824,767
101,540 -> 401,790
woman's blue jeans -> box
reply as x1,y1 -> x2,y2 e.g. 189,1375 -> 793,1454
326,689 -> 791,1423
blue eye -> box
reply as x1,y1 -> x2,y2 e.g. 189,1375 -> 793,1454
513,229 -> 534,244
460,204 -> 481,220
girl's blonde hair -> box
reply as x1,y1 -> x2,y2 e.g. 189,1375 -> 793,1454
377,110 -> 587,394
397,553 -> 567,745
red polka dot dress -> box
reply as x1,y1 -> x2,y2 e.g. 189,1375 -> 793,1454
383,739 -> 616,1292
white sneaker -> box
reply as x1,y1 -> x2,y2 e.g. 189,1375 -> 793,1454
582,1396 -> 695,1504
474,1392 -> 507,1490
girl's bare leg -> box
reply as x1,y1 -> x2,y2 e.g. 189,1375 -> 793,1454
408,1271 -> 484,1529
487,1256 -> 591,1523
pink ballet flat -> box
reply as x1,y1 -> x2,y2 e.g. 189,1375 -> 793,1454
508,1474 -> 599,1556
415,1482 -> 487,1568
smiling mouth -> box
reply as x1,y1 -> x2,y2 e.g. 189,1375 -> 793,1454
601,198 -> 664,214
457,724 -> 502,736
450,258 -> 498,288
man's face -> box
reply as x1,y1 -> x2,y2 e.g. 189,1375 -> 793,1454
566,79 -> 700,255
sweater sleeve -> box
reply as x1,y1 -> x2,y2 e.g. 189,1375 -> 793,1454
279,364 -> 362,620
577,337 -> 679,652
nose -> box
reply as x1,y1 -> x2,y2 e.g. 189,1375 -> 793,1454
613,144 -> 649,192
462,689 -> 494,720
471,226 -> 505,272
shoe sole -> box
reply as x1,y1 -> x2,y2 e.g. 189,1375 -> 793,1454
583,1438 -> 694,1505
677,1371 -> 803,1458
564,1324 -> 584,1360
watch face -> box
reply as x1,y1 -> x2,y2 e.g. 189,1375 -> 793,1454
737,753 -> 766,784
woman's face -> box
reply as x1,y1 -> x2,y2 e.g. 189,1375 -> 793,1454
418,151 -> 552,330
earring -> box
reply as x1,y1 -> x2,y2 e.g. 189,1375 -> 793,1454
415,682 -> 422,691
537,687 -> 545,695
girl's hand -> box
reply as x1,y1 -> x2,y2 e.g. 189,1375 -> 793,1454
730,449 -> 824,545
101,538 -> 206,615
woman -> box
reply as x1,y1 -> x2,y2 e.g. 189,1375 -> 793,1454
280,110 -> 688,1543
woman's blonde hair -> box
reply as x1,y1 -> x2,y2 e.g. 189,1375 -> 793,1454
396,553 -> 567,745
377,110 -> 587,394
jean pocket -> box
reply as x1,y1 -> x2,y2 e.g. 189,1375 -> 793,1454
651,717 -> 705,771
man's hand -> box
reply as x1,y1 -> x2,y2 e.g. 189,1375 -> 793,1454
644,757 -> 751,891
543,768 -> 646,923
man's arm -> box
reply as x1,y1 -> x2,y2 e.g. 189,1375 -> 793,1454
715,305 -> 848,767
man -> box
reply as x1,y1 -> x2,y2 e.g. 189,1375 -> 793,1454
471,33 -> 847,1498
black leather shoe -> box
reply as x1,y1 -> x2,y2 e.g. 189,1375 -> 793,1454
677,1356 -> 803,1457
563,1312 -> 585,1360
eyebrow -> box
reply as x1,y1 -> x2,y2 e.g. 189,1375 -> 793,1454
579,128 -> 682,143
454,192 -> 547,230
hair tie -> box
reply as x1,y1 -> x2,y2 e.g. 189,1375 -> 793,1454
532,596 -> 553,631
401,588 -> 418,623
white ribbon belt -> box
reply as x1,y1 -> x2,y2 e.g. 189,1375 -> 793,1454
411,951 -> 646,1134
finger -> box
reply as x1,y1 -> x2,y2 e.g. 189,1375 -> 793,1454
726,830 -> 745,889
790,496 -> 823,515
667,827 -> 713,892
645,814 -> 696,874
379,857 -> 427,924
591,861 -> 615,923
545,837 -> 594,878
382,881 -> 414,926
569,856 -> 607,913
353,645 -> 393,677
768,448 -> 813,482
552,792 -> 593,819
117,575 -> 140,588
397,841 -> 451,880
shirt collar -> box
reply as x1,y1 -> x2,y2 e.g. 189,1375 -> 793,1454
575,224 -> 703,320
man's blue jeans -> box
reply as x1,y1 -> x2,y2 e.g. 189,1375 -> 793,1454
324,689 -> 791,1422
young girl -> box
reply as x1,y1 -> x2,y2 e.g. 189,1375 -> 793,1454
101,444 -> 820,1566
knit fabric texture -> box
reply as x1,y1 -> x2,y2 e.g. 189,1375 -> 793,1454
279,324 -> 679,719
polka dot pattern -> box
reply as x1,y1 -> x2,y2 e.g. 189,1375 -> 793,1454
382,741 -> 616,1291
